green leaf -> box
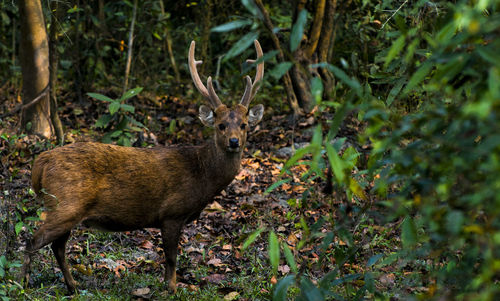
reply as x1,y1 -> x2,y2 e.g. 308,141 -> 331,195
273,275 -> 295,301
290,9 -> 307,52
242,227 -> 265,251
298,277 -> 323,301
436,21 -> 456,46
211,20 -> 252,32
269,62 -> 293,80
326,65 -> 362,96
385,35 -> 405,67
282,243 -> 298,273
87,92 -> 114,102
366,254 -> 383,267
268,231 -> 280,274
488,67 -> 500,99
120,104 -> 135,113
120,87 -> 143,102
264,178 -> 292,195
478,46 -> 500,67
109,102 -> 120,115
386,77 -> 405,106
95,114 -> 113,128
326,143 -> 345,184
311,76 -> 323,104
403,61 -> 433,94
401,217 -> 418,248
446,210 -> 464,235
110,130 -> 123,138
241,0 -> 261,18
15,222 -> 23,235
224,31 -> 259,62
284,145 -> 313,169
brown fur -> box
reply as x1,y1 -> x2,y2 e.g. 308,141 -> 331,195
23,103 -> 260,293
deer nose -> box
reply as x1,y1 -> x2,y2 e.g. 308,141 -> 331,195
229,138 -> 239,148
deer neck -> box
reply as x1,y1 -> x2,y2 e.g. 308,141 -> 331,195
200,140 -> 242,191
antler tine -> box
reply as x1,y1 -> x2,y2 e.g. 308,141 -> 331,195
188,41 -> 222,109
207,77 -> 223,108
240,40 -> 264,107
239,76 -> 253,108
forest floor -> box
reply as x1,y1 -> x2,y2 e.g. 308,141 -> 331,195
1,85 -> 405,300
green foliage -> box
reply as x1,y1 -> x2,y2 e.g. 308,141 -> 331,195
88,87 -> 145,146
0,256 -> 23,301
250,1 -> 500,299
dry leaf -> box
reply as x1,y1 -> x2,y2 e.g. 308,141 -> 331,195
140,240 -> 154,249
278,265 -> 290,274
270,276 -> 277,285
131,287 -> 150,298
206,201 -> 224,212
203,273 -> 226,283
224,291 -> 240,301
207,258 -> 223,266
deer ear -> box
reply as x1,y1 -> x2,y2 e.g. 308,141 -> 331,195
199,105 -> 215,127
248,104 -> 264,126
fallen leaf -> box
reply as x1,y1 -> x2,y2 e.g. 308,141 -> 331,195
278,265 -> 290,274
206,201 -> 224,212
270,276 -> 277,285
131,287 -> 150,298
207,258 -> 223,266
140,240 -> 154,249
203,273 -> 226,283
224,291 -> 240,301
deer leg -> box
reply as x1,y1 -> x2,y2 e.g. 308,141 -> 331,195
51,231 -> 77,293
23,217 -> 77,291
160,220 -> 183,293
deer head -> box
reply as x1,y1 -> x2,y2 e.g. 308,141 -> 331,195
188,40 -> 264,153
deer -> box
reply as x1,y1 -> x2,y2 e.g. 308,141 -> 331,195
22,40 -> 264,294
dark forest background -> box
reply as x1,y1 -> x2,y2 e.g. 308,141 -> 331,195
1,0 -> 499,300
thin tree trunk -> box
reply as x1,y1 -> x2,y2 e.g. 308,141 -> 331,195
317,0 -> 337,95
19,0 -> 53,138
74,0 -> 84,104
255,0 -> 303,116
159,0 -> 180,84
200,0 -> 213,75
49,0 -> 64,144
304,0 -> 326,58
123,0 -> 138,94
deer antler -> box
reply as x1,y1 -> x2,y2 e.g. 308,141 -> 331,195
189,41 -> 223,109
240,40 -> 264,108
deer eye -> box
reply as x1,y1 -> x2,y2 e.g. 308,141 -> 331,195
240,123 -> 247,130
218,124 -> 226,131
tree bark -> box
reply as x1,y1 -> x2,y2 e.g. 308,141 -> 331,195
304,0 -> 326,59
49,0 -> 64,144
19,0 -> 53,138
317,0 -> 337,94
255,0 -> 303,116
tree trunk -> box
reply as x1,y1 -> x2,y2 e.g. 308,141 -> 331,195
317,0 -> 337,95
159,0 -> 180,84
290,0 -> 336,113
19,0 -> 52,138
123,0 -> 138,94
255,0 -> 303,116
49,0 -> 64,144
200,0 -> 213,75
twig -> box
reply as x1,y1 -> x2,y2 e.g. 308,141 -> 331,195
381,0 -> 409,29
